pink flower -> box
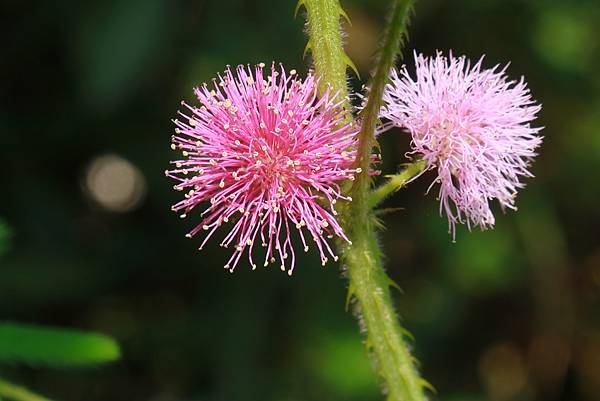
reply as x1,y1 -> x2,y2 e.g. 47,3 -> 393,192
381,52 -> 543,237
166,64 -> 359,275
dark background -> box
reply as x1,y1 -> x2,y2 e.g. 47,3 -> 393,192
1,0 -> 599,400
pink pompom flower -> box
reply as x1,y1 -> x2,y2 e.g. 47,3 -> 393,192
166,64 -> 360,275
381,52 -> 543,237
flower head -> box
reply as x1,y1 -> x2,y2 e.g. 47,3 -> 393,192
166,64 -> 359,275
381,52 -> 543,236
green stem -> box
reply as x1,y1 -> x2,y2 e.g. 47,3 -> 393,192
299,0 -> 354,104
303,0 -> 428,400
0,379 -> 54,401
344,235 -> 427,401
369,160 -> 427,209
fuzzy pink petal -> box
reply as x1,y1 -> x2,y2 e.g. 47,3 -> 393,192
167,64 -> 359,274
381,52 -> 543,237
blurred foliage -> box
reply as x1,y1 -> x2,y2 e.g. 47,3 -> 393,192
0,221 -> 10,259
1,0 -> 600,401
531,3 -> 598,73
0,323 -> 120,367
0,378 -> 54,401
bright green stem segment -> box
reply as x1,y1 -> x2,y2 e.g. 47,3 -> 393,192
369,160 -> 427,209
299,0 -> 354,103
0,379 -> 53,401
305,0 -> 428,400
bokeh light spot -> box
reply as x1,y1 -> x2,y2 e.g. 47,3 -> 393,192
84,154 -> 146,212
478,342 -> 529,401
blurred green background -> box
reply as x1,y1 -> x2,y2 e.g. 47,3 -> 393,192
1,0 -> 599,400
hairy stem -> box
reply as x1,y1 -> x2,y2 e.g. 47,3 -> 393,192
369,160 -> 427,209
0,379 -> 53,401
299,0 -> 354,104
347,3 -> 426,401
304,0 -> 428,401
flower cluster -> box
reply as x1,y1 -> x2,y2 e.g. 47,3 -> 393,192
167,52 -> 543,272
381,52 -> 543,236
166,64 -> 360,275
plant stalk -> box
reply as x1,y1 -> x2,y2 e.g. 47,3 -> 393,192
303,1 -> 428,400
369,160 -> 427,209
300,0 -> 353,104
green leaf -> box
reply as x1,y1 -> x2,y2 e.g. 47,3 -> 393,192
0,322 -> 120,367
